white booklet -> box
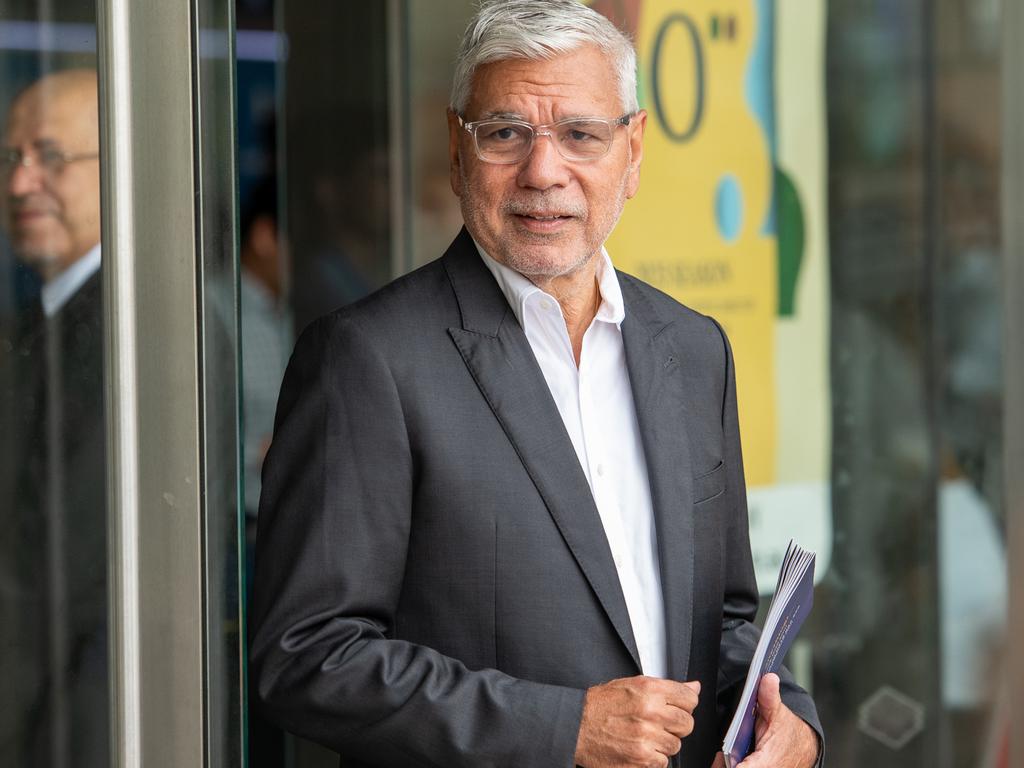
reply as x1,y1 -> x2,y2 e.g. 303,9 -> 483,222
722,540 -> 816,768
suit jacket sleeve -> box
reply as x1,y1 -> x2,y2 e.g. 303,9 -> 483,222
249,316 -> 585,768
712,319 -> 824,756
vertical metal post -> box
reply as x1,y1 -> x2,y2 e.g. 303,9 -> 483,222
97,2 -> 144,762
97,0 -> 221,764
1001,1 -> 1024,765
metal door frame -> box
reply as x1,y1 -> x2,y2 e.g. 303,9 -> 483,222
1002,2 -> 1024,765
97,0 -> 241,765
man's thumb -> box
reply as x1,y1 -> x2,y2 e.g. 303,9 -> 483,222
756,672 -> 783,718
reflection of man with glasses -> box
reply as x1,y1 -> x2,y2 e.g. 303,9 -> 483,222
2,69 -> 101,285
0,69 -> 107,767
252,2 -> 821,767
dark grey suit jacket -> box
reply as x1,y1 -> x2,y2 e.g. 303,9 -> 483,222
250,228 -> 821,767
0,272 -> 108,766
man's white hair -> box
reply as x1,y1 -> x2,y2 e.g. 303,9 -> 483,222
450,0 -> 638,116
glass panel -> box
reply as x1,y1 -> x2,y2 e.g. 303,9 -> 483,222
407,0 -> 472,269
821,2 -> 1007,765
234,8 -> 289,768
1003,1 -> 1024,763
282,3 -> 391,335
236,2 -> 394,765
196,0 -> 244,765
0,5 -> 107,766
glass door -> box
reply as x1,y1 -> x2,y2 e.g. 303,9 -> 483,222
0,3 -> 108,765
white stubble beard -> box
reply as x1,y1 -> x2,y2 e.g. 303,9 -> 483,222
457,158 -> 630,280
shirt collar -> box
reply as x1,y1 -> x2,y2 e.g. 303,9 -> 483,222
474,239 -> 625,332
41,243 -> 101,317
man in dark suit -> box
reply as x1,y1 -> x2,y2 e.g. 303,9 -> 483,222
0,69 -> 107,766
251,2 -> 822,766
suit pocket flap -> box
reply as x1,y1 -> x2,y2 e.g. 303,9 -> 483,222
693,461 -> 725,504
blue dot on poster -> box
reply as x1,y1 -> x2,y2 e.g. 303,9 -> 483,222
715,175 -> 743,242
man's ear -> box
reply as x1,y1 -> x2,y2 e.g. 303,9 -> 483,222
625,109 -> 647,199
447,108 -> 463,197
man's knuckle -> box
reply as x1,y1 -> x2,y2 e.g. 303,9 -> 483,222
638,697 -> 660,718
624,741 -> 649,764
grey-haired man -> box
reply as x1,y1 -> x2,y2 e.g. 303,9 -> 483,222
251,2 -> 822,766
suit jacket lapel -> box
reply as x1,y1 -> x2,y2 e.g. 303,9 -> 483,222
619,275 -> 695,684
442,229 -> 642,671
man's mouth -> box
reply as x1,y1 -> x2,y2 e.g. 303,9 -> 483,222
513,212 -> 575,231
9,199 -> 57,224
10,210 -> 54,230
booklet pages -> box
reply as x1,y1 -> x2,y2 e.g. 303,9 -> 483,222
722,540 -> 816,768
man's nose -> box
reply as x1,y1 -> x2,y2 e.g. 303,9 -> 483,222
516,131 -> 571,191
7,159 -> 44,196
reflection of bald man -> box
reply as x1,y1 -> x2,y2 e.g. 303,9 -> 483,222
0,69 -> 107,767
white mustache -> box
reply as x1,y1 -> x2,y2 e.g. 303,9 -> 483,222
502,197 -> 587,219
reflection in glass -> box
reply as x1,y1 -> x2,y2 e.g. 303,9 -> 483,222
195,4 -> 245,765
0,63 -> 107,766
820,1 -> 1007,766
283,4 -> 391,337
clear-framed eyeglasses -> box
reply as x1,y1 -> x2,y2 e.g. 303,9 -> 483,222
458,113 -> 633,164
0,147 -> 100,177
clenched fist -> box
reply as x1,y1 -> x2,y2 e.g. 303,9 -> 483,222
574,676 -> 701,768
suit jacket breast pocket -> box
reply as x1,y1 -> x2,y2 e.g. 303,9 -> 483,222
693,461 -> 725,505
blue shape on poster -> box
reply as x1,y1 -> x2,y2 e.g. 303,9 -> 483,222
715,175 -> 743,242
745,0 -> 777,235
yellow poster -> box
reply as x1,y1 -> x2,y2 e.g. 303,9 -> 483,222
592,0 -> 832,590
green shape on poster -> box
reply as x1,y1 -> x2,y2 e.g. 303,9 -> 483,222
776,167 -> 804,317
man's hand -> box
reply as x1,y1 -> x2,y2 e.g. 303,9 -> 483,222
574,676 -> 700,768
712,673 -> 817,768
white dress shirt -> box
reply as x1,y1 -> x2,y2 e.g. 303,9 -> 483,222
478,243 -> 668,679
41,243 -> 101,317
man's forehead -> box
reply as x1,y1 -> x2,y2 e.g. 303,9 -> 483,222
5,87 -> 96,145
467,47 -> 619,116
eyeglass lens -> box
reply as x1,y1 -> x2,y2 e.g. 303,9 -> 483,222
474,119 -> 616,162
0,148 -> 86,175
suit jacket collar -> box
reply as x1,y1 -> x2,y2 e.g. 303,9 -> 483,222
42,243 -> 101,318
442,228 -> 508,338
443,228 -> 694,681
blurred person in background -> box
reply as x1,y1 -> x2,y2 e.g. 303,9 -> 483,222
0,68 -> 107,766
290,138 -> 391,333
209,176 -> 291,767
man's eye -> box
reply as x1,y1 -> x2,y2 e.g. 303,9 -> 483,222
481,124 -> 526,141
567,129 -> 598,142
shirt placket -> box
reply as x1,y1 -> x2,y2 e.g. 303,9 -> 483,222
577,323 -> 626,574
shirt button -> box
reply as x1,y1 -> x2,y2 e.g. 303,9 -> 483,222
544,299 -> 557,312
596,463 -> 605,477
